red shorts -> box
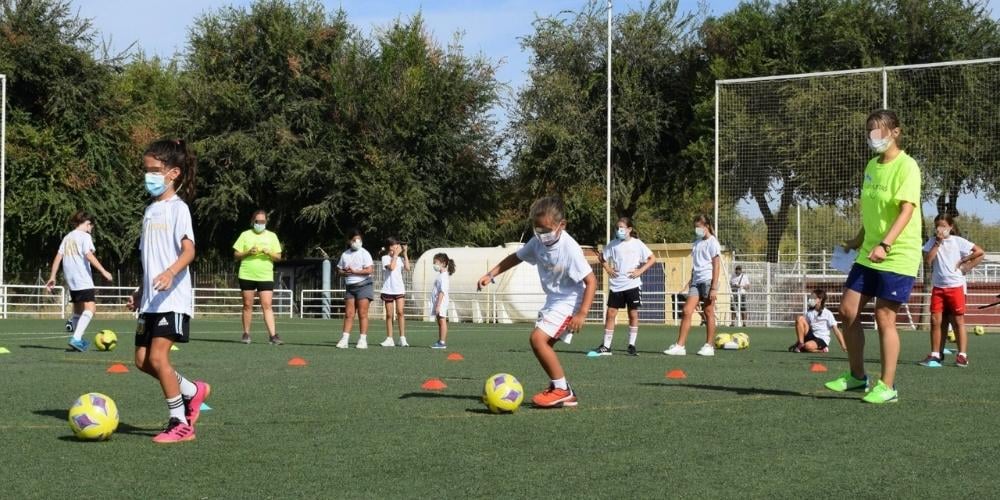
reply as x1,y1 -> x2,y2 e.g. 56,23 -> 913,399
930,286 -> 966,315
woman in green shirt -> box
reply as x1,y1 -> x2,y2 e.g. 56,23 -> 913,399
824,110 -> 921,404
233,210 -> 283,345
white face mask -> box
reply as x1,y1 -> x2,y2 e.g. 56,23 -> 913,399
694,227 -> 706,238
868,130 -> 893,154
432,263 -> 442,273
807,298 -> 817,308
936,226 -> 951,238
350,240 -> 362,251
534,227 -> 561,246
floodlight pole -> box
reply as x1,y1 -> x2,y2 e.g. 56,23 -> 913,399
605,1 -> 612,244
1,74 -> 6,314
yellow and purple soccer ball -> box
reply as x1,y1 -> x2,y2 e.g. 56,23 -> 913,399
483,373 -> 524,414
94,330 -> 118,351
68,392 -> 119,441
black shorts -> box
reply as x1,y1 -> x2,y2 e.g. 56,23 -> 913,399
69,288 -> 96,304
804,331 -> 828,349
730,293 -> 747,311
381,293 -> 405,303
239,279 -> 274,292
135,312 -> 190,347
608,287 -> 641,310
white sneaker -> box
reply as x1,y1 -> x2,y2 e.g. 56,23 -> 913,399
663,344 -> 686,356
336,336 -> 349,349
399,337 -> 409,347
380,337 -> 395,347
356,337 -> 368,349
696,343 -> 715,357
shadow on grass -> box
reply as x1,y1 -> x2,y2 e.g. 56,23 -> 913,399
639,382 -> 849,400
34,409 -> 159,437
398,392 -> 481,401
189,337 -> 335,348
20,344 -> 72,351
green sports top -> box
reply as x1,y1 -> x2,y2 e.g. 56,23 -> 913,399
856,151 -> 922,277
233,229 -> 282,281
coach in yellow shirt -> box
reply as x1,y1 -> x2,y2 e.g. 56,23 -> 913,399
234,210 -> 283,345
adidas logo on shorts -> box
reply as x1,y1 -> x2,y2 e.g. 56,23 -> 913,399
158,317 -> 169,326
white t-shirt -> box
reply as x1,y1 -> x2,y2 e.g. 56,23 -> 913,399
516,232 -> 593,313
381,255 -> 406,295
729,272 -> 749,295
139,195 -> 195,316
922,236 -> 975,288
806,308 -> 838,345
338,248 -> 374,285
603,238 -> 653,292
431,271 -> 449,316
691,236 -> 721,285
58,229 -> 96,291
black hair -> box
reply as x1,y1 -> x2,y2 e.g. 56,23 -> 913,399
934,213 -> 962,237
812,289 -> 827,309
250,210 -> 267,224
617,216 -> 637,238
69,210 -> 93,227
433,252 -> 456,275
144,138 -> 197,201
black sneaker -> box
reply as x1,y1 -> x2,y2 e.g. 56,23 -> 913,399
64,320 -> 74,332
269,335 -> 284,345
627,344 -> 638,356
594,345 -> 612,356
788,342 -> 802,352
241,333 -> 251,344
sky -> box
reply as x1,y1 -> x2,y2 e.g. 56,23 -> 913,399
69,0 -> 1000,223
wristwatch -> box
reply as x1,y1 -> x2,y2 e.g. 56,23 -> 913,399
879,242 -> 892,253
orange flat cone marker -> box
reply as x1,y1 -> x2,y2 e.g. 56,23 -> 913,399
666,369 -> 686,379
810,363 -> 828,373
288,357 -> 308,366
421,378 -> 447,390
446,353 -> 464,361
107,363 -> 129,373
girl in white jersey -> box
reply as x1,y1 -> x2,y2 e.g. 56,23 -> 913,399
789,289 -> 846,353
336,229 -> 375,349
430,253 -> 454,349
919,214 -> 984,368
126,139 -> 209,444
379,237 -> 410,347
594,217 -> 655,356
665,214 -> 721,357
478,197 -> 597,408
46,210 -> 113,351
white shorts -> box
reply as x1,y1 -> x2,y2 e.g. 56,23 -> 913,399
535,308 -> 574,339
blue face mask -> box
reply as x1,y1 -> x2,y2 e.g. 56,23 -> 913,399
253,223 -> 266,234
616,228 -> 628,240
145,173 -> 167,197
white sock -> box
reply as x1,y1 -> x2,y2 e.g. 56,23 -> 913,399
552,377 -> 568,390
959,352 -> 967,357
359,333 -> 367,339
175,372 -> 197,399
166,395 -> 187,424
603,330 -> 613,348
341,332 -> 350,340
400,336 -> 407,342
72,310 -> 93,341
628,326 -> 638,346
931,352 -> 940,359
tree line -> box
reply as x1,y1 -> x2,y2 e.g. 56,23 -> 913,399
1,0 -> 998,277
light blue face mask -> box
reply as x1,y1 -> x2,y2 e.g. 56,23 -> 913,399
145,173 -> 167,197
616,228 -> 628,240
253,223 -> 266,233
695,227 -> 706,238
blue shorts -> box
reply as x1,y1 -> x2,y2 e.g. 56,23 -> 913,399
844,263 -> 915,304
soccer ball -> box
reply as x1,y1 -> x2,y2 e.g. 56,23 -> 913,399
947,330 -> 956,343
732,332 -> 750,349
68,393 -> 119,441
974,325 -> 986,336
482,373 -> 524,414
714,333 -> 733,349
94,330 -> 118,351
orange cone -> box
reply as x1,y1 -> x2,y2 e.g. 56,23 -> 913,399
810,362 -> 828,373
288,357 -> 308,366
107,363 -> 129,374
446,353 -> 464,361
421,378 -> 447,390
665,369 -> 686,379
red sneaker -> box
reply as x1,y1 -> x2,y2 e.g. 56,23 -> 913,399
152,418 -> 195,443
186,381 -> 211,426
956,354 -> 969,368
531,385 -> 578,408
